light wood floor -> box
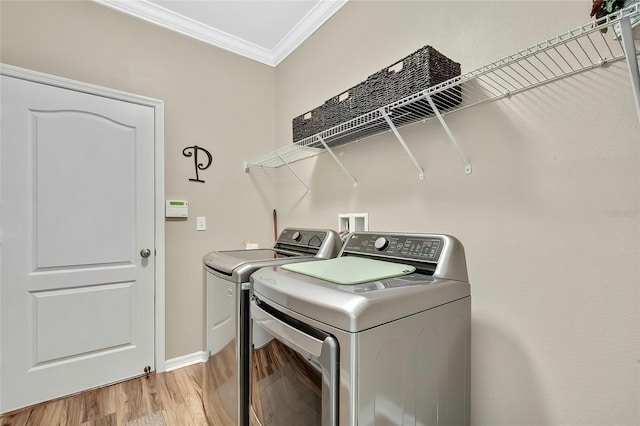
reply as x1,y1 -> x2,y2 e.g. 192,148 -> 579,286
0,363 -> 208,426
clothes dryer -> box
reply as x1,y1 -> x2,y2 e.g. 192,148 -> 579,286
250,231 -> 471,425
202,228 -> 341,426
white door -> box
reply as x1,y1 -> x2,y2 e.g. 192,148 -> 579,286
0,75 -> 156,413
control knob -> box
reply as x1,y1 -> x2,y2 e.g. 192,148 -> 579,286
291,231 -> 302,242
374,237 -> 389,251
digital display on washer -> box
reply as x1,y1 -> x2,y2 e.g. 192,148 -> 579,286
344,234 -> 444,262
401,238 -> 442,260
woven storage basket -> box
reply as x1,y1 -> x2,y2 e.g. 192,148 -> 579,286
292,105 -> 325,144
292,45 -> 461,145
323,81 -> 369,129
367,45 -> 461,120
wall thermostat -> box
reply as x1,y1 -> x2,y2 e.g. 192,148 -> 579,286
166,200 -> 188,218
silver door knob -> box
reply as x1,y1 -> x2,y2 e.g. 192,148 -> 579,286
140,248 -> 152,258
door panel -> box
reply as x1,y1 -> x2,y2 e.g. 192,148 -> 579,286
33,282 -> 135,364
0,75 -> 156,413
34,110 -> 136,268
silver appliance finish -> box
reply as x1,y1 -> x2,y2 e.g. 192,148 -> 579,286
251,232 -> 471,425
202,228 -> 341,426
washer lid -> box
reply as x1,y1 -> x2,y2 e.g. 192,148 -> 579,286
202,228 -> 343,282
251,266 -> 470,333
203,248 -> 305,276
281,257 -> 415,285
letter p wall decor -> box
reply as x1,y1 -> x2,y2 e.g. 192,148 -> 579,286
182,145 -> 213,183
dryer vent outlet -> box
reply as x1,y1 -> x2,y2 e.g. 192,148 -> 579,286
338,213 -> 369,235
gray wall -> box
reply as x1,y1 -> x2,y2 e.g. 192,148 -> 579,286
0,0 -> 277,360
273,1 -> 640,425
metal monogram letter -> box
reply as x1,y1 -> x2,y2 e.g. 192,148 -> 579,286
182,145 -> 213,183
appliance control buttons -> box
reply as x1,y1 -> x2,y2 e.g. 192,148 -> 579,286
374,237 -> 389,251
291,231 -> 302,242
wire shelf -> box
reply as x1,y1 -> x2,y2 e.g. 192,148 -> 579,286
245,2 -> 640,171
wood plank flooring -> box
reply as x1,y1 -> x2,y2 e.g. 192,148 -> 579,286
0,363 -> 208,426
0,341 -> 319,426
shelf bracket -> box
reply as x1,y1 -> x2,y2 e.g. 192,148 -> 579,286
316,135 -> 358,188
277,152 -> 311,194
379,108 -> 425,180
619,15 -> 640,125
425,96 -> 472,175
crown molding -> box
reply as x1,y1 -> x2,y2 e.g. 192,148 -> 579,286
92,0 -> 347,67
273,0 -> 348,65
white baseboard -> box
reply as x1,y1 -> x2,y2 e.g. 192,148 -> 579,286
163,351 -> 208,372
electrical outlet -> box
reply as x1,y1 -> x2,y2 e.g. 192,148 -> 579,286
196,216 -> 206,231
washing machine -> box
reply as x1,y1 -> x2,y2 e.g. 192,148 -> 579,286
250,231 -> 471,425
201,227 -> 341,426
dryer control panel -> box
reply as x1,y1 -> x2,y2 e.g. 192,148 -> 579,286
274,228 -> 342,258
277,228 -> 326,247
342,233 -> 444,262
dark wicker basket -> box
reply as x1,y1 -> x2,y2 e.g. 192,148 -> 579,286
292,45 -> 461,144
292,105 -> 324,144
323,81 -> 369,129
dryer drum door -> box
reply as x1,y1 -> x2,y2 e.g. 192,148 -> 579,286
251,297 -> 339,426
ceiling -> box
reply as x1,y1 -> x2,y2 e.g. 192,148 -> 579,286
93,0 -> 348,66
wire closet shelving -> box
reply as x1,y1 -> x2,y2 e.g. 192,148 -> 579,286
244,3 -> 640,192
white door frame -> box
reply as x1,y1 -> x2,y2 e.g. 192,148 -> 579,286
0,64 -> 166,379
